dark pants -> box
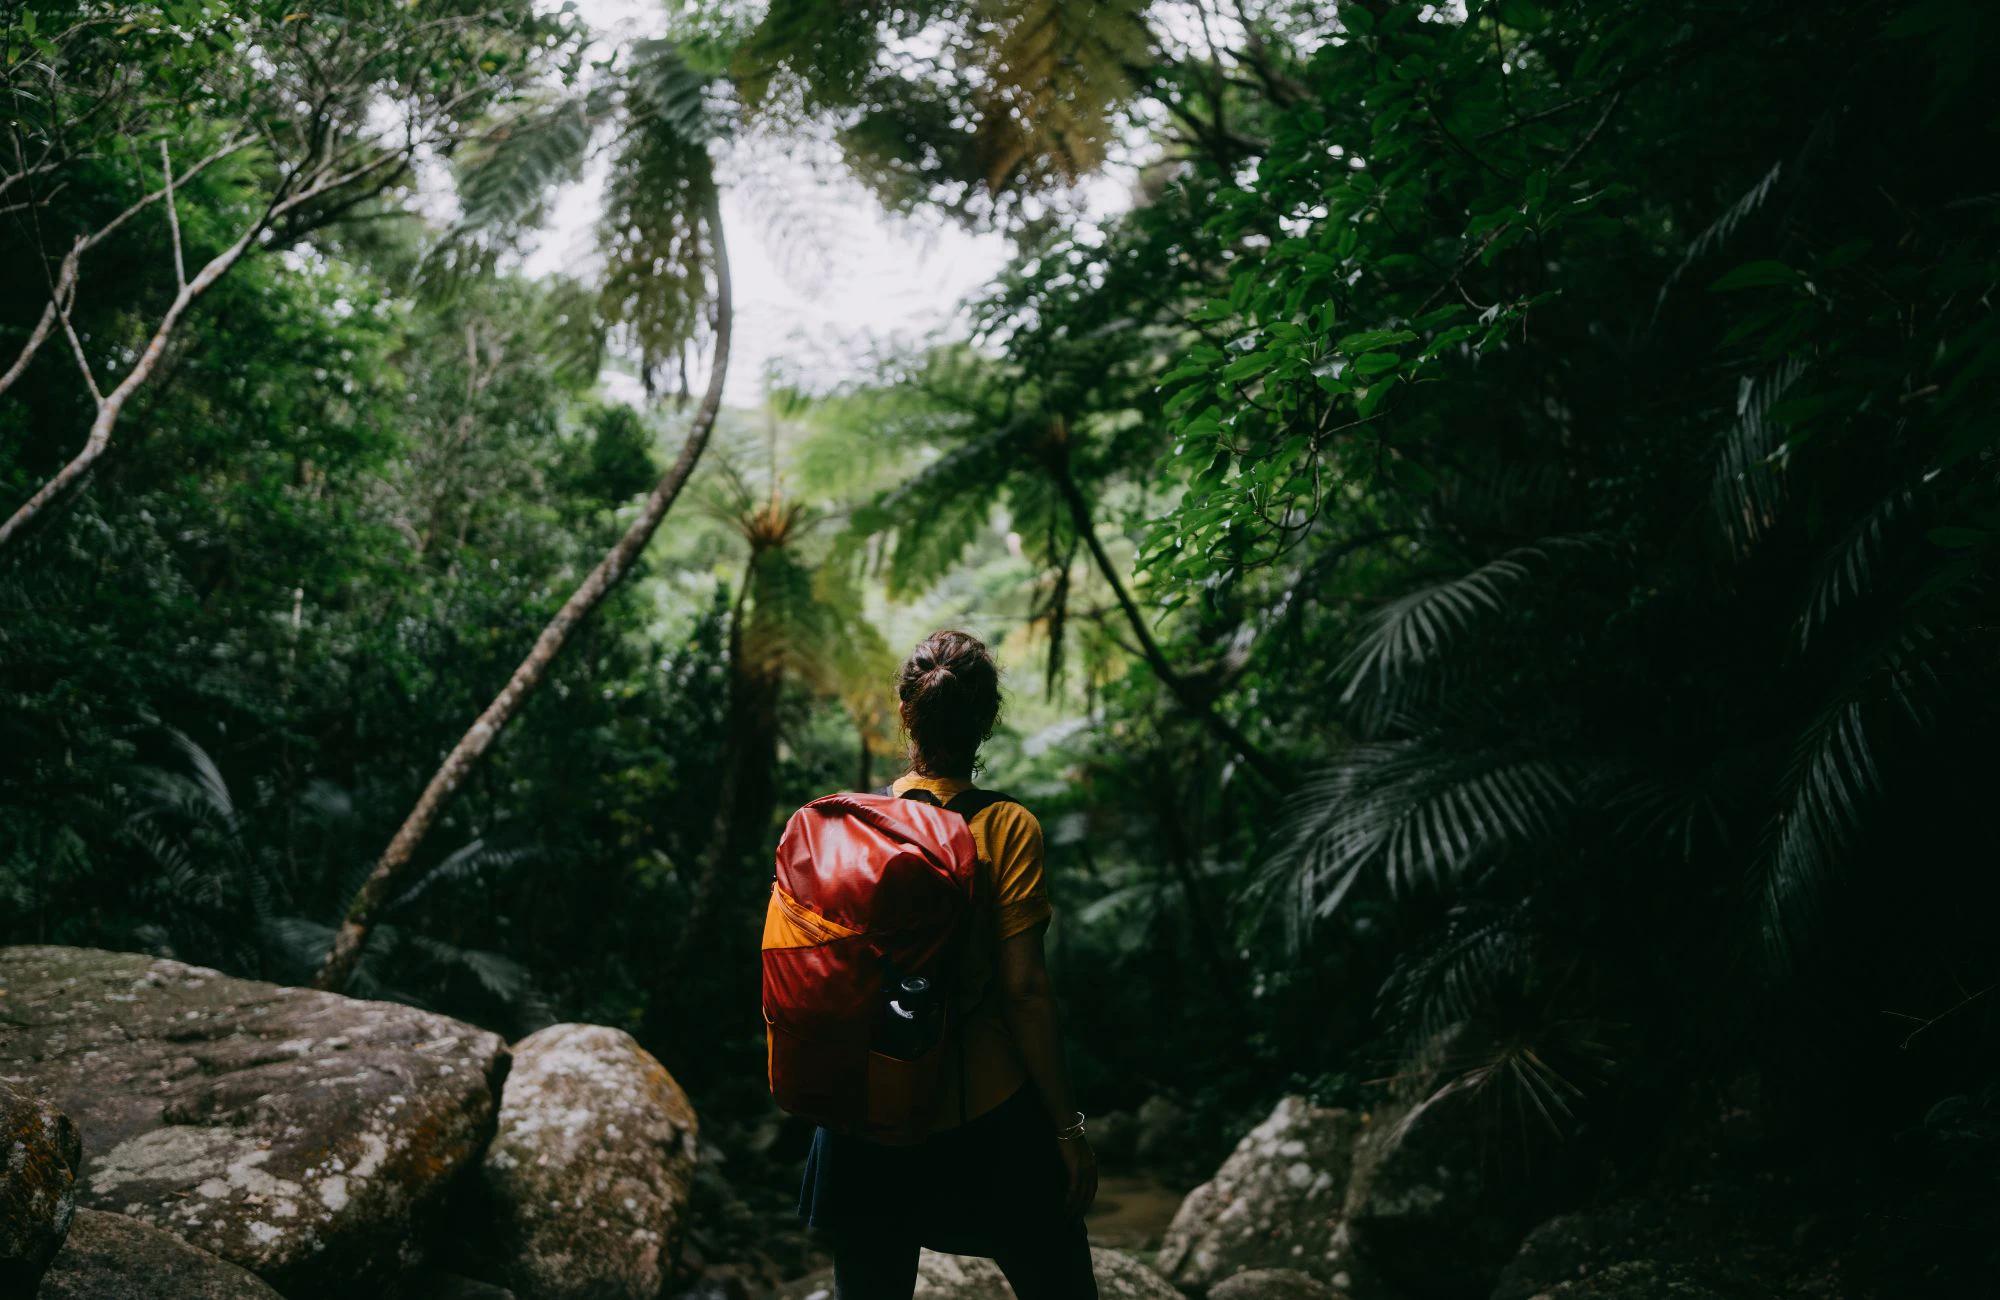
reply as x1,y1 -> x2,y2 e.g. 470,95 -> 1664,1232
800,1088 -> 1099,1300
831,1218 -> 1097,1300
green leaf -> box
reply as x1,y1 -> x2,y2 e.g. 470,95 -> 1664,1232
1339,329 -> 1417,353
1223,353 -> 1274,381
1709,261 -> 1802,292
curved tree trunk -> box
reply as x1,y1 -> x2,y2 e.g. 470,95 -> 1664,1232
312,187 -> 735,993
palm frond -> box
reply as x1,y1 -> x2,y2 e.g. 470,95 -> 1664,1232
1798,485 -> 1918,647
1379,903 -> 1534,1043
1338,547 -> 1542,706
1756,699 -> 1879,963
1655,159 -> 1783,317
1258,739 -> 1580,934
388,836 -> 543,913
1711,357 -> 1805,553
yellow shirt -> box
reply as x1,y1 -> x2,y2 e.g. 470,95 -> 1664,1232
891,771 -> 1051,1130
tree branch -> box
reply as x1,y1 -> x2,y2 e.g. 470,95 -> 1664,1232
1047,425 -> 1288,789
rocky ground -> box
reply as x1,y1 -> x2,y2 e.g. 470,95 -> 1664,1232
4,944 -> 1990,1299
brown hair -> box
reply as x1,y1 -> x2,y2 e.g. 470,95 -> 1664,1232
897,629 -> 1001,778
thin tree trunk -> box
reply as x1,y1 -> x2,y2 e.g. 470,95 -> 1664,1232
312,188 -> 734,993
1048,440 -> 1288,789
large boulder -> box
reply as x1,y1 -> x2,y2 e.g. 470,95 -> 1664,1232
1340,1094 -> 1536,1300
1489,1190 -> 1837,1300
916,1246 -> 1179,1299
1523,1260 -> 1727,1300
2,1077 -> 82,1293
782,1247 -> 1175,1300
1156,1097 -> 1360,1293
1207,1268 -> 1352,1300
0,946 -> 506,1293
480,1023 -> 699,1300
39,1208 -> 285,1300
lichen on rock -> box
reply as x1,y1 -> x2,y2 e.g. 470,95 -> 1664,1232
0,945 -> 506,1292
2,1076 -> 83,1293
38,1208 -> 286,1300
1155,1096 -> 1360,1293
480,1022 -> 700,1300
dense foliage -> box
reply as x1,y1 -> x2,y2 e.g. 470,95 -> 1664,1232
4,0 -> 1996,1282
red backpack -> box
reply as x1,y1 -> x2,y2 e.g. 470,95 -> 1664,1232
762,786 -> 1014,1144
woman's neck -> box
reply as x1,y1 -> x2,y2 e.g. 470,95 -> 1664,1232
909,757 -> 974,783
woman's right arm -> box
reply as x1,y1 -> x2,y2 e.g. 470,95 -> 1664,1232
999,923 -> 1098,1217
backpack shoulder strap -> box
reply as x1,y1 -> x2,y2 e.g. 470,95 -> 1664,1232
942,788 -> 1017,822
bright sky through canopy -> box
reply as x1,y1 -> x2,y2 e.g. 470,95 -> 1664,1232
526,0 -> 1016,408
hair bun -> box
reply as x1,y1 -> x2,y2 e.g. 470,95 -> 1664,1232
897,630 -> 1001,772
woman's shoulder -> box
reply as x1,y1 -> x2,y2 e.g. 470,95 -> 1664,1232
975,792 -> 1043,842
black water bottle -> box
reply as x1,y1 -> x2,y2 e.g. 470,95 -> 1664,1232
878,974 -> 943,1060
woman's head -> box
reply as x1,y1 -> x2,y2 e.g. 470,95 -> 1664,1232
897,629 -> 1001,778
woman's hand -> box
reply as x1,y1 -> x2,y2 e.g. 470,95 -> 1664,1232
1058,1134 -> 1098,1218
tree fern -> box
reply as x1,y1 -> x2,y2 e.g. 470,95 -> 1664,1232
455,97 -> 595,234
975,0 -> 1153,192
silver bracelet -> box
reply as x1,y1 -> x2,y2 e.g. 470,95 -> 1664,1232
1055,1111 -> 1086,1142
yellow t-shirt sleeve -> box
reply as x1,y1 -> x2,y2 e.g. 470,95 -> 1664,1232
985,803 -> 1052,939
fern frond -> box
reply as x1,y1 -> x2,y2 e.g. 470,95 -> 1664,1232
455,96 -> 595,234
599,122 -> 714,378
975,0 -> 1152,192
850,421 -> 1030,595
627,39 -> 721,149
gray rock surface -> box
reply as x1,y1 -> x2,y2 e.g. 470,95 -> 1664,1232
1,1076 -> 82,1293
782,1247 -> 1174,1300
481,1023 -> 699,1300
1156,1097 -> 1360,1292
0,945 -> 506,1290
1341,1094 -> 1522,1299
917,1246 -> 1179,1299
39,1208 -> 285,1300
1207,1267 -> 1352,1300
1528,1259 -> 1727,1300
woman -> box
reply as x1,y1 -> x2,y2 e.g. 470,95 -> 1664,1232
796,629 -> 1099,1300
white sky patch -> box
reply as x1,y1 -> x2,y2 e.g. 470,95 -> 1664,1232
526,0 -> 1023,407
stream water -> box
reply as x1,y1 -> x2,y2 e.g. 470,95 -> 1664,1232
1083,1173 -> 1187,1253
